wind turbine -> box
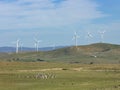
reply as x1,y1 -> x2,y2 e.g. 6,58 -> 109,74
99,30 -> 106,43
34,38 -> 41,52
72,31 -> 80,48
86,31 -> 93,44
15,39 -> 20,54
20,43 -> 23,52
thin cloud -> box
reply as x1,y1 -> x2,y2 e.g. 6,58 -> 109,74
0,0 -> 106,29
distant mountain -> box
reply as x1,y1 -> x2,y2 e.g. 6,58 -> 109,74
0,46 -> 65,53
0,47 -> 15,52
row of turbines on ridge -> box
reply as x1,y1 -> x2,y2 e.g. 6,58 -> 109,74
72,30 -> 106,48
14,30 -> 106,54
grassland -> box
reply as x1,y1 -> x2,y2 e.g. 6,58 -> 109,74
0,43 -> 120,90
0,43 -> 120,64
0,62 -> 120,90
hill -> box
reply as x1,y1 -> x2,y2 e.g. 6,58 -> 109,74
0,43 -> 120,64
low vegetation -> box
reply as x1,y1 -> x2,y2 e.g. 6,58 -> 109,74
0,43 -> 120,90
0,43 -> 120,64
0,62 -> 120,90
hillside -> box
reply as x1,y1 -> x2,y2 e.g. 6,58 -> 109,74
0,43 -> 120,64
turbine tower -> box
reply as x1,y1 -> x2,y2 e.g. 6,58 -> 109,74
72,31 -> 80,48
99,30 -> 106,43
15,39 -> 20,54
86,31 -> 93,44
34,38 -> 41,52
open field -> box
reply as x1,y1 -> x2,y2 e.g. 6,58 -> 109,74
0,43 -> 120,90
0,62 -> 120,90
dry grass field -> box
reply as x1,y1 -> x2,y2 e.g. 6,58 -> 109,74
0,43 -> 120,90
0,62 -> 120,90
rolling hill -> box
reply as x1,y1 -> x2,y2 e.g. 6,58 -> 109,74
0,43 -> 120,64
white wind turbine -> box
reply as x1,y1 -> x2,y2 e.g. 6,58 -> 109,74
15,39 -> 20,54
99,30 -> 106,43
72,31 -> 80,48
86,31 -> 93,44
34,38 -> 42,52
20,43 -> 23,52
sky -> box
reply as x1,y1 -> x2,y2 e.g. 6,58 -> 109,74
0,0 -> 120,47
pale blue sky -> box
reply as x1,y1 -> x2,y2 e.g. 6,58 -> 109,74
0,0 -> 120,47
